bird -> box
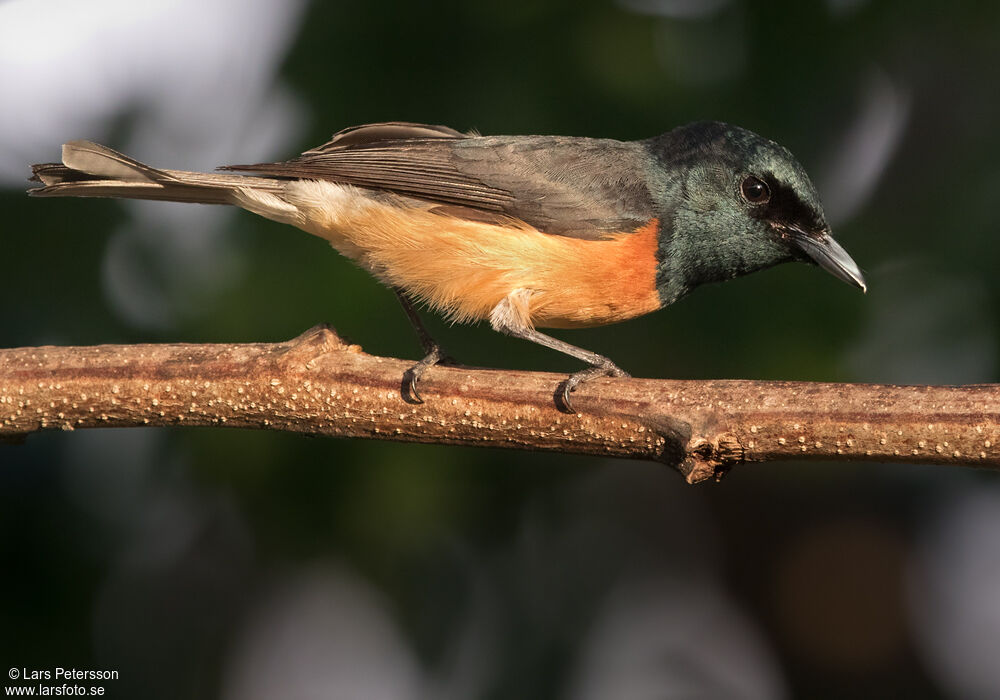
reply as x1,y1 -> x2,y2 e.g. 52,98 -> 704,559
29,120 -> 866,412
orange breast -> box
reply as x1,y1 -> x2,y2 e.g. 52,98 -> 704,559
526,218 -> 663,328
289,180 -> 663,329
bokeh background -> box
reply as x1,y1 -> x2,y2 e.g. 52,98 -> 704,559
2,0 -> 999,697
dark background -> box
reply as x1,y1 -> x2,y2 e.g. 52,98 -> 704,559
2,0 -> 999,697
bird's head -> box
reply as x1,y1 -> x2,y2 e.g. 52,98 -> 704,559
646,122 -> 866,303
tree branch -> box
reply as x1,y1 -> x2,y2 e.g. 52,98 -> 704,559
1,325 -> 998,483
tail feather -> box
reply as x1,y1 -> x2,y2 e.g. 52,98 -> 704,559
61,140 -> 163,182
28,141 -> 287,206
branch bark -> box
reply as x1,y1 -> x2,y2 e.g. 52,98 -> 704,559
1,325 -> 998,483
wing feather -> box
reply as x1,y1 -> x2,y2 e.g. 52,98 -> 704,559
223,122 -> 657,238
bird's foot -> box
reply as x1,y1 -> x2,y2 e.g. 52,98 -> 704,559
401,344 -> 456,404
556,362 -> 630,414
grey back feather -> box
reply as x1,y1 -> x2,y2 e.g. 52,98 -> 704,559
224,123 -> 658,238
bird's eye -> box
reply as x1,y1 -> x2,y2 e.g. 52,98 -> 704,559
740,175 -> 770,205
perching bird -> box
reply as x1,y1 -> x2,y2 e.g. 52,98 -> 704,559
29,121 -> 865,411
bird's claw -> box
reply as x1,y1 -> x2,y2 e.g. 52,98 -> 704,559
401,344 -> 454,404
402,367 -> 426,404
556,363 -> 630,414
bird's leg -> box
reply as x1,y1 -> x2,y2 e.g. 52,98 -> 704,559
489,291 -> 629,413
394,290 -> 455,403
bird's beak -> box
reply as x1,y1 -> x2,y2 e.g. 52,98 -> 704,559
779,224 -> 867,293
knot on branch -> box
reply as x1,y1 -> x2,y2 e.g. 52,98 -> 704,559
683,432 -> 745,484
276,324 -> 359,370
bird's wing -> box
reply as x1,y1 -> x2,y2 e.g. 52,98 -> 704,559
222,122 -> 658,239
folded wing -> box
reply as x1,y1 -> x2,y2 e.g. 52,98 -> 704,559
224,122 -> 658,239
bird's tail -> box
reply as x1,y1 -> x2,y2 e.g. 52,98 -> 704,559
28,141 -> 287,205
